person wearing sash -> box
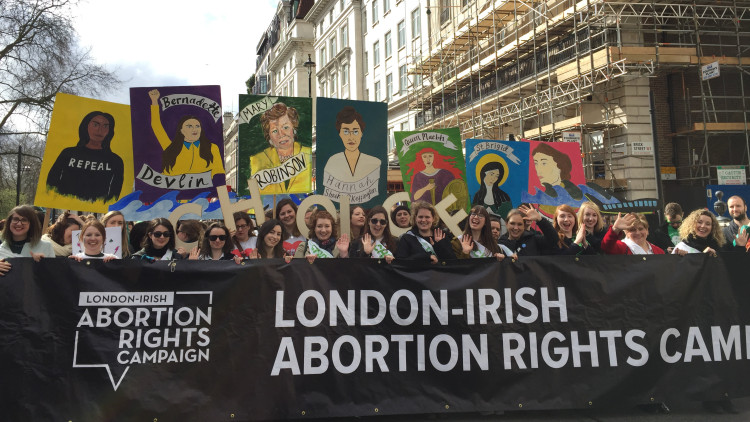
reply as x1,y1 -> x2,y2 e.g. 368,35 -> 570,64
601,212 -> 664,255
189,223 -> 239,261
294,210 -> 350,261
672,209 -> 725,257
131,218 -> 184,261
395,201 -> 456,263
577,201 -> 608,254
350,205 -> 367,241
230,211 -> 257,258
251,219 -> 288,259
453,205 -> 514,260
275,198 -> 305,256
350,206 -> 397,263
0,205 -> 56,276
546,204 -> 596,255
70,220 -> 118,262
499,206 -> 558,257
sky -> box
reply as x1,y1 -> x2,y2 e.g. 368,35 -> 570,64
73,0 -> 278,115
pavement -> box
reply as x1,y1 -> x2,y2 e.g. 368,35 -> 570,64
318,396 -> 750,421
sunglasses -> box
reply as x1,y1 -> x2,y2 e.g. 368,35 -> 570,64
208,235 -> 227,241
370,218 -> 387,226
151,231 -> 171,238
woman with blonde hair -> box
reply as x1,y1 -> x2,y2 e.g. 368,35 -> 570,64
100,210 -> 130,258
672,209 -> 725,257
395,201 -> 456,263
577,201 -> 607,254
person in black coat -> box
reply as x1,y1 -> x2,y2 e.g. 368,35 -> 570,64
499,205 -> 558,256
395,201 -> 456,263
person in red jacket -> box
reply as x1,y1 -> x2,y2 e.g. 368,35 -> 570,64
601,212 -> 665,255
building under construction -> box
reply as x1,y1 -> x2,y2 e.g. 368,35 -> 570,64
408,0 -> 750,204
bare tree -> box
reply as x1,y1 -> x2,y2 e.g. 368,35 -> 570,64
0,0 -> 119,213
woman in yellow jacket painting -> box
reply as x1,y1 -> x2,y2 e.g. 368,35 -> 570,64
148,89 -> 225,178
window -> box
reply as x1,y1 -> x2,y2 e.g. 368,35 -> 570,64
374,81 -> 381,102
342,64 -> 349,86
341,25 -> 348,48
399,65 -> 407,93
329,10 -> 333,25
320,46 -> 326,65
440,0 -> 450,25
372,0 -> 378,24
397,20 -> 406,49
385,31 -> 392,58
362,9 -> 367,33
388,127 -> 394,151
411,8 -> 421,38
364,51 -> 368,72
340,0 -> 344,11
384,0 -> 390,13
373,41 -> 380,67
386,73 -> 393,101
288,79 -> 294,96
320,80 -> 327,97
365,88 -> 370,101
413,73 -> 422,87
401,122 -> 409,131
330,37 -> 337,56
330,72 -> 337,98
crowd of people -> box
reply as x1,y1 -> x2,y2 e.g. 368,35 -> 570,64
0,196 -> 748,277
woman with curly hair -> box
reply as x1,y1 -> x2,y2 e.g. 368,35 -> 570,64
43,212 -> 84,257
672,209 -> 725,257
294,210 -> 350,261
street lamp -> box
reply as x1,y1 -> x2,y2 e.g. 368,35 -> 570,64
303,53 -> 316,98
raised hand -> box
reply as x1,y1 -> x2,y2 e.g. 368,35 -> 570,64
148,89 -> 160,105
188,246 -> 200,260
362,233 -> 374,255
736,228 -> 749,247
461,235 -> 473,255
337,233 -> 350,257
612,212 -> 635,233
519,204 -> 542,222
433,228 -> 445,244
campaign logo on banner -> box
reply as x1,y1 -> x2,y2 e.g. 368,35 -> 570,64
315,98 -> 388,209
35,93 -> 134,213
466,139 -> 529,218
73,290 -> 213,390
237,95 -> 313,196
395,128 -> 469,213
127,85 -> 226,204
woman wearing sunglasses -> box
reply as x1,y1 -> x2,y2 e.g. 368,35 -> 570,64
350,206 -> 398,263
132,218 -> 184,261
189,223 -> 238,261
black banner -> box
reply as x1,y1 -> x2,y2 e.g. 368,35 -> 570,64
1,254 -> 749,421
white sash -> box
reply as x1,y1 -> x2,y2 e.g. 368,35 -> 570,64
307,240 -> 334,258
459,235 -> 493,258
371,238 -> 393,258
622,238 -> 652,255
407,231 -> 435,255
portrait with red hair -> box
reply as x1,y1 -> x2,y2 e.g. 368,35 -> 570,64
406,147 -> 463,204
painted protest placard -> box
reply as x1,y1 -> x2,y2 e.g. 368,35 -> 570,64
35,93 -> 133,213
237,95 -> 312,196
466,139 -> 529,218
129,85 -> 225,203
315,98 -> 388,209
395,128 -> 469,213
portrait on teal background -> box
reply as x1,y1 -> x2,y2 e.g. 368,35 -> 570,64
237,95 -> 312,196
315,97 -> 388,209
466,139 -> 529,218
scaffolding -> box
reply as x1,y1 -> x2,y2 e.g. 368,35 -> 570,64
407,0 -> 750,191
